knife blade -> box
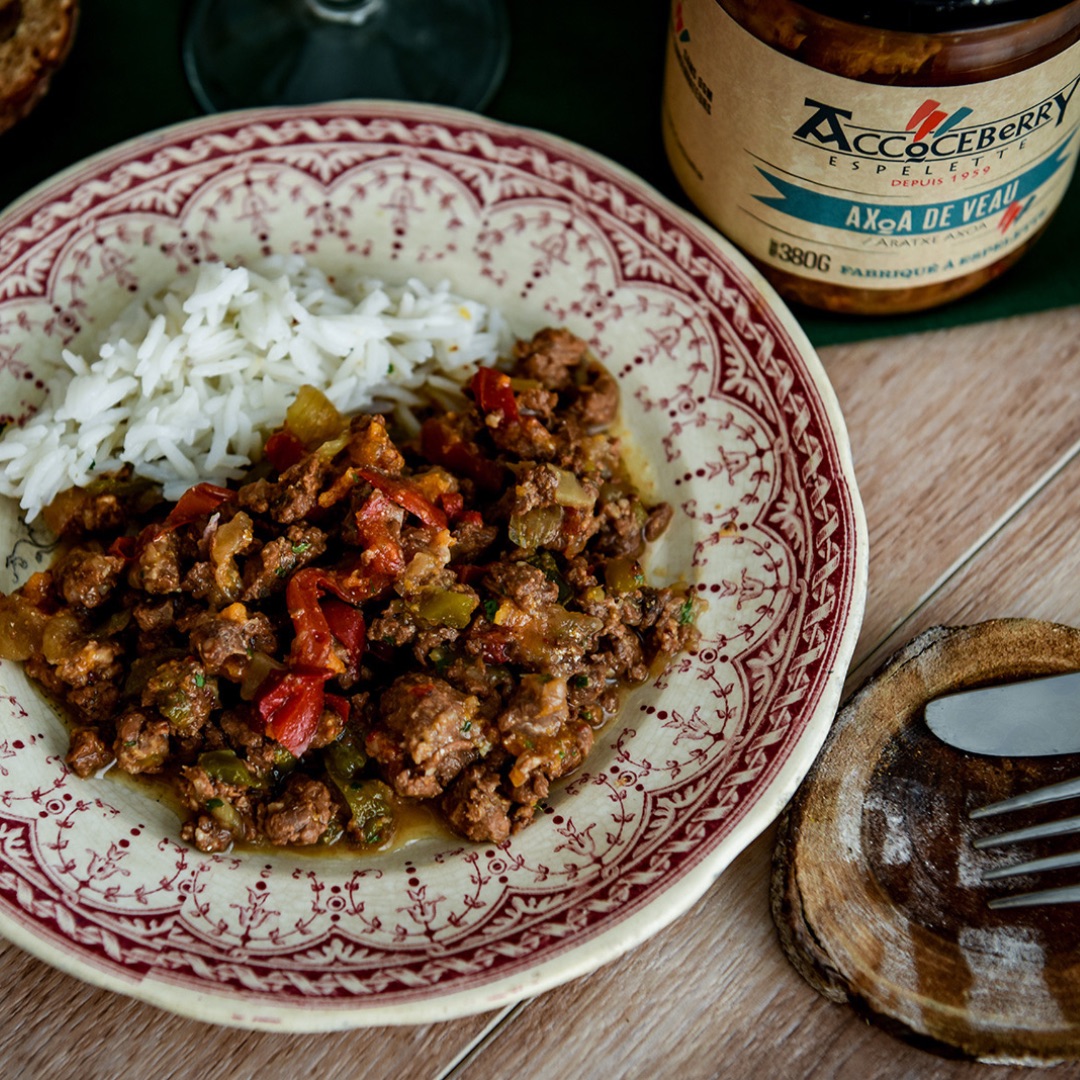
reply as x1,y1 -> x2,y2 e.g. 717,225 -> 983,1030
924,671 -> 1080,756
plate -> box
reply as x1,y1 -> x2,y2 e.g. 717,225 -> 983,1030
0,102 -> 867,1029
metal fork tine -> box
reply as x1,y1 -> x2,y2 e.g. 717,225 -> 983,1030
982,850 -> 1080,881
989,882 -> 1080,910
969,775 -> 1080,905
973,812 -> 1080,849
970,775 -> 1080,819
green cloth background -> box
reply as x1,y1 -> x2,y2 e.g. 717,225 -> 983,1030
1,1 -> 1077,347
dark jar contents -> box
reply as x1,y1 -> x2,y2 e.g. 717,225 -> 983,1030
662,0 -> 1080,314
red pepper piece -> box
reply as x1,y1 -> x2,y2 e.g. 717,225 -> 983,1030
438,490 -> 465,521
355,468 -> 447,530
322,596 -> 366,663
252,568 -> 377,753
164,482 -> 236,530
264,430 -> 306,472
286,567 -> 377,675
107,535 -> 137,560
471,366 -> 520,423
254,669 -> 326,756
288,623 -> 340,675
354,490 -> 407,577
454,563 -> 487,586
419,417 -> 504,492
323,691 -> 351,723
473,626 -> 512,665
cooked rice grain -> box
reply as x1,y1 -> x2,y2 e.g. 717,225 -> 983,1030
0,256 -> 512,520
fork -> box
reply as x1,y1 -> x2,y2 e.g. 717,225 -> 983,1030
970,775 -> 1080,909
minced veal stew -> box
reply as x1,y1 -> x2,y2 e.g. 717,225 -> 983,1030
0,329 -> 699,852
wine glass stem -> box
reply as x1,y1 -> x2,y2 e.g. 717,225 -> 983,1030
306,0 -> 385,25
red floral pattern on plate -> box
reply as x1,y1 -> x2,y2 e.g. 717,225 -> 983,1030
0,103 -> 866,1029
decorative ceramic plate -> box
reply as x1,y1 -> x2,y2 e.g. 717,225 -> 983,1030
0,102 -> 867,1029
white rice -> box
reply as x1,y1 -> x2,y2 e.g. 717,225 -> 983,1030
0,255 -> 513,521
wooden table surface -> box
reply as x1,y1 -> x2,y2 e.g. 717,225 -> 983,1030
6,304 -> 1080,1078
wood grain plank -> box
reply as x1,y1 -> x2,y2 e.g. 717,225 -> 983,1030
0,937 -> 504,1080
853,442 -> 1080,682
818,306 -> 1080,664
451,829 -> 1058,1080
451,309 -> 1080,1080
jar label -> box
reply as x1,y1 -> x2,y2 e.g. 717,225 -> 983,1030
662,0 -> 1080,291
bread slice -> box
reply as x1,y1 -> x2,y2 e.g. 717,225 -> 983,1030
0,0 -> 79,136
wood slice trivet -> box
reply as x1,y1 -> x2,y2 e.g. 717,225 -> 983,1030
772,619 -> 1080,1065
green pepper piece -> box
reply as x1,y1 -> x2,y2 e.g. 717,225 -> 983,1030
206,797 -> 244,834
414,589 -> 478,629
323,733 -> 396,847
508,504 -> 563,550
604,555 -> 646,594
343,779 -> 397,847
198,749 -> 263,788
528,549 -> 572,603
318,817 -> 345,846
271,744 -> 297,782
324,731 -> 367,784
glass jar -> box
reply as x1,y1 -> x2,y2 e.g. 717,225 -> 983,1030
662,0 -> 1080,314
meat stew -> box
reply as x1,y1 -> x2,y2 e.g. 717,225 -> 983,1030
0,329 -> 700,852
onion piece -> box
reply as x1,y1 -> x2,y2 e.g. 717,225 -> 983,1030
240,650 -> 286,701
0,596 -> 49,661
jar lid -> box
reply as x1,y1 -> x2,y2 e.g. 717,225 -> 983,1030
803,0 -> 1074,32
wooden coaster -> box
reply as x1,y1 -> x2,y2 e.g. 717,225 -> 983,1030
772,619 -> 1080,1065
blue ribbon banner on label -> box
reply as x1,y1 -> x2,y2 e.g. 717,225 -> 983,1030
754,135 -> 1074,237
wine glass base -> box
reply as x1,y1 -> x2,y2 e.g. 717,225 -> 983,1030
183,0 -> 511,114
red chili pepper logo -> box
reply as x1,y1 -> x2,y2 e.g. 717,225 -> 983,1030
675,3 -> 689,42
906,99 -> 973,143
